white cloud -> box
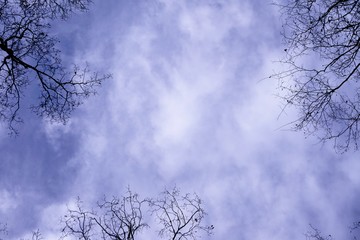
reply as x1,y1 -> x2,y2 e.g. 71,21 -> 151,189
2,1 -> 360,240
0,189 -> 18,213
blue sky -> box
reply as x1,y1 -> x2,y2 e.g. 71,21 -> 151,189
1,0 -> 360,239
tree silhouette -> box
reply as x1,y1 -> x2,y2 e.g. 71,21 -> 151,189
62,187 -> 213,240
305,225 -> 333,240
19,0 -> 91,19
305,223 -> 360,240
0,0 -> 110,133
275,0 -> 360,151
148,188 -> 213,240
62,189 -> 148,240
0,224 -> 42,240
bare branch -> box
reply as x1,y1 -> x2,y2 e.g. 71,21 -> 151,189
148,187 -> 214,240
0,0 -> 110,134
274,0 -> 360,151
62,197 -> 95,240
20,0 -> 92,19
305,225 -> 333,240
62,190 -> 148,240
4,188 -> 213,240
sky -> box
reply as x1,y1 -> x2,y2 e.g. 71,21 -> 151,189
1,0 -> 360,239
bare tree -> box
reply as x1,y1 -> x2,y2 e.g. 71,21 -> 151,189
0,224 -> 42,240
149,187 -> 214,240
305,223 -> 360,240
305,225 -> 333,240
62,187 -> 213,240
0,0 -> 110,133
61,198 -> 94,240
62,190 -> 148,240
19,0 -> 92,19
275,0 -> 360,151
23,229 -> 43,240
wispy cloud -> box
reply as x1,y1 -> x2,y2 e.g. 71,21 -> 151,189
1,1 -> 360,240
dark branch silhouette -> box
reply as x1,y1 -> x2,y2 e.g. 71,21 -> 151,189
28,229 -> 43,240
0,0 -> 110,133
305,225 -> 333,240
19,0 -> 92,19
0,224 -> 42,240
274,0 -> 360,151
149,187 -> 214,240
62,190 -> 149,240
305,223 -> 360,240
62,187 -> 213,240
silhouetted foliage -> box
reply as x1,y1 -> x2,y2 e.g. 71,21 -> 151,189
275,0 -> 360,151
0,0 -> 110,133
62,187 -> 213,240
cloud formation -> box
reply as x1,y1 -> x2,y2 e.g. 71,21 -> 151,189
1,1 -> 360,240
